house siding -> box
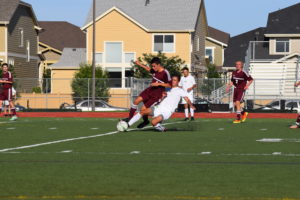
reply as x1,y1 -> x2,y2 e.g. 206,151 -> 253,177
205,39 -> 225,66
5,4 -> 39,91
0,26 -> 6,52
191,3 -> 208,72
86,10 -> 191,66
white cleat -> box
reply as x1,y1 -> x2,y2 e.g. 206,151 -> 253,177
9,116 -> 18,121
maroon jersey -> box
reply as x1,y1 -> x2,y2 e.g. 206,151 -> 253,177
231,70 -> 253,89
2,71 -> 13,89
149,69 -> 171,92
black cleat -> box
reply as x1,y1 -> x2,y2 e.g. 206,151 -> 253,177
137,120 -> 150,129
191,117 -> 195,121
184,118 -> 189,121
122,118 -> 129,122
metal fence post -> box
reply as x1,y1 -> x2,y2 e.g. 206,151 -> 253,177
45,78 -> 48,109
88,78 -> 90,110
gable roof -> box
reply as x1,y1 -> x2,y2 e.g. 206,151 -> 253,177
51,48 -> 86,68
224,27 -> 267,67
207,26 -> 230,46
265,3 -> 300,34
83,0 -> 202,32
39,21 -> 86,51
0,0 -> 39,26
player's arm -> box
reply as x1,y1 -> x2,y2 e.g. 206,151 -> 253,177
244,75 -> 254,90
183,96 -> 196,110
226,81 -> 234,93
151,82 -> 171,88
134,61 -> 151,72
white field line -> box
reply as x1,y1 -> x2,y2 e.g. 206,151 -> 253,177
2,151 -> 300,157
0,121 -> 186,153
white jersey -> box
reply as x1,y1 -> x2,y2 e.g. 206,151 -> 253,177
179,75 -> 196,95
158,87 -> 189,113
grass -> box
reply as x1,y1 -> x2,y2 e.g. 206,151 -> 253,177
0,117 -> 300,200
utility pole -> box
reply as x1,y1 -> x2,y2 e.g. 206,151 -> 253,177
92,0 -> 96,111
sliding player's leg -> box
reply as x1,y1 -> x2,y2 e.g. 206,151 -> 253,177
151,116 -> 166,132
137,105 -> 151,128
128,107 -> 152,127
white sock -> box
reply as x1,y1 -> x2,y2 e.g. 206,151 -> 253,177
190,108 -> 194,117
184,108 -> 189,118
128,113 -> 142,126
154,123 -> 165,131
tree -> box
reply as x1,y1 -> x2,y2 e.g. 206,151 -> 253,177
71,63 -> 110,102
132,52 -> 185,78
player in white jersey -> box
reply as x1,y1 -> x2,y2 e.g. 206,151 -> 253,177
127,75 -> 195,132
179,67 -> 196,121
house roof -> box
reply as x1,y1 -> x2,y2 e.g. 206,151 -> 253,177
266,3 -> 300,34
0,0 -> 39,26
39,21 -> 86,51
207,26 -> 230,45
224,27 -> 267,67
83,0 -> 202,31
51,48 -> 86,68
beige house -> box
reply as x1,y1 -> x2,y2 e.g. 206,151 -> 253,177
81,0 -> 208,88
205,26 -> 230,67
0,0 -> 41,92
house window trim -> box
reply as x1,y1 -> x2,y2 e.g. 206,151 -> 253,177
205,47 -> 215,64
26,40 -> 30,62
152,33 -> 176,53
274,38 -> 291,55
19,28 -> 24,47
196,36 -> 200,52
124,52 -> 136,64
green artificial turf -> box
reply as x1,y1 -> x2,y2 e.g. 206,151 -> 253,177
0,117 -> 300,200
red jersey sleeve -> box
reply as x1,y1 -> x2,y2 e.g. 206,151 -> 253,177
243,71 -> 253,81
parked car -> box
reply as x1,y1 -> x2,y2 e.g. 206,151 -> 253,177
257,100 -> 300,111
62,100 -> 128,112
15,105 -> 26,112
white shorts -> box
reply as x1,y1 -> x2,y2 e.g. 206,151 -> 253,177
181,94 -> 194,104
153,106 -> 173,121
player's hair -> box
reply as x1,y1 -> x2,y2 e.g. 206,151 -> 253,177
172,75 -> 181,82
181,67 -> 189,72
236,61 -> 244,66
1,63 -> 8,68
150,57 -> 161,65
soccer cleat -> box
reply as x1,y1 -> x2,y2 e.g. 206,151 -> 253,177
155,125 -> 167,132
290,123 -> 300,129
137,120 -> 150,129
233,120 -> 241,124
242,112 -> 249,122
184,118 -> 189,121
191,117 -> 195,121
10,115 -> 18,121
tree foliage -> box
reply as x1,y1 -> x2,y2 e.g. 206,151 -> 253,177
71,64 -> 110,102
132,52 -> 185,78
201,63 -> 224,96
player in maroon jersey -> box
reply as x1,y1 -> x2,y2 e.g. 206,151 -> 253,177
126,57 -> 171,128
0,63 -> 18,121
226,61 -> 253,123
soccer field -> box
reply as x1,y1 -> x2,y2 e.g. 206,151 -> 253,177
0,117 -> 300,200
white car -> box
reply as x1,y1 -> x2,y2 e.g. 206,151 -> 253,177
63,100 -> 128,112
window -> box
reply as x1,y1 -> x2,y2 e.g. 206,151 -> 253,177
106,67 -> 122,88
196,36 -> 200,51
26,40 -> 30,62
19,28 -> 24,47
286,102 -> 298,108
8,58 -> 14,66
205,48 -> 214,63
105,42 -> 122,63
125,53 -> 135,63
154,35 -> 174,52
95,53 -> 103,63
275,38 -> 289,53
125,68 -> 134,88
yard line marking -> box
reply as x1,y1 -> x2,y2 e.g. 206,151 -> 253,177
6,127 -> 16,130
61,150 -> 72,153
260,128 -> 268,131
0,121 -> 185,153
90,128 -> 99,130
257,138 -> 300,143
218,128 -> 224,131
130,151 -> 140,154
48,127 -> 57,130
0,121 -> 13,124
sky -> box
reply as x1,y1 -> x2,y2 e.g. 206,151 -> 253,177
25,0 -> 300,36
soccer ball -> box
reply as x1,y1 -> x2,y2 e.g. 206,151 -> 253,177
117,120 -> 129,132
